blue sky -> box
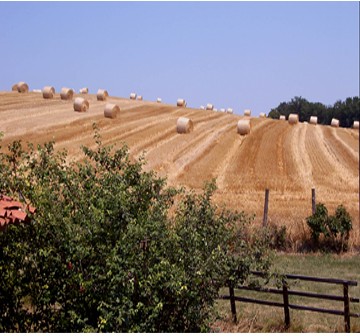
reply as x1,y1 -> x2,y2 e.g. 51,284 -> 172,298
0,1 -> 358,116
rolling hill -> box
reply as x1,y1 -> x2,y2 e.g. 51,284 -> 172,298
1,91 -> 359,243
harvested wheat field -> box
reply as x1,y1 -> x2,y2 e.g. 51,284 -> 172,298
0,91 -> 359,245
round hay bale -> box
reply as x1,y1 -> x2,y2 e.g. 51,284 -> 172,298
60,87 -> 74,100
331,118 -> 339,128
42,86 -> 55,99
237,119 -> 251,135
259,112 -> 266,118
279,115 -> 286,120
74,97 -> 89,112
213,108 -> 218,112
309,116 -> 318,125
288,114 -> 299,125
353,121 -> 359,129
244,109 -> 251,117
137,95 -> 143,101
157,98 -> 162,103
79,88 -> 88,94
130,93 -> 137,100
176,117 -> 193,134
177,98 -> 186,107
220,108 -> 226,113
104,103 -> 120,119
32,89 -> 42,93
97,89 -> 108,101
227,108 -> 233,114
17,82 -> 29,93
12,83 -> 18,91
206,103 -> 214,110
200,105 -> 205,110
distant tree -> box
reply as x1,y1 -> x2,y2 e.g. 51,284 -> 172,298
268,108 -> 280,119
268,96 -> 359,127
268,101 -> 288,119
331,97 -> 360,128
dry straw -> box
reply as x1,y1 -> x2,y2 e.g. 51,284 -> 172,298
79,88 -> 88,94
259,112 -> 266,118
177,98 -> 186,107
353,121 -> 359,129
42,86 -> 55,99
74,97 -> 89,112
176,117 -> 193,134
130,93 -> 137,100
97,89 -> 109,101
16,82 -> 29,93
237,119 -> 251,135
331,118 -> 339,128
244,109 -> 251,117
60,88 -> 74,100
157,98 -> 162,103
104,103 -> 120,119
288,114 -> 299,125
309,116 -> 318,125
280,115 -> 286,120
206,103 -> 214,110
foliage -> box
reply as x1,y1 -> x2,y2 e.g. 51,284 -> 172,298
266,224 -> 289,251
306,203 -> 352,252
268,96 -> 360,127
0,125 -> 271,332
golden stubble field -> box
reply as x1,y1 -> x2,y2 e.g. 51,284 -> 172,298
1,91 -> 359,246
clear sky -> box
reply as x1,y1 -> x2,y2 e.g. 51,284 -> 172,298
0,1 -> 358,116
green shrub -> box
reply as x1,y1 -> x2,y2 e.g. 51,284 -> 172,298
306,203 -> 329,242
0,126 -> 271,332
267,224 -> 288,251
306,203 -> 352,252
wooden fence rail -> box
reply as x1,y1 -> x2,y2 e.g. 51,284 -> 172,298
219,271 -> 360,332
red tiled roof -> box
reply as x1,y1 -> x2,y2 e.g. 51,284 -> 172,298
0,194 -> 36,231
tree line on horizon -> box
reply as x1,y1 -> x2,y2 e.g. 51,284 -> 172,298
268,96 -> 359,128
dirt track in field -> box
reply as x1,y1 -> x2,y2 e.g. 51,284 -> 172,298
1,91 -> 359,242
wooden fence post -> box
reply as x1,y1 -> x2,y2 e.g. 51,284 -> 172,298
282,281 -> 290,329
263,189 -> 270,227
343,284 -> 350,332
229,285 -> 237,323
312,188 -> 316,215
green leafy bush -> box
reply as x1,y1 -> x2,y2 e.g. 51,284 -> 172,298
0,126 -> 271,332
306,203 -> 329,242
266,224 -> 289,251
306,203 -> 352,252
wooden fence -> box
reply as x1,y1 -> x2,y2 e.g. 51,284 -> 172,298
262,187 -> 317,226
219,271 -> 360,332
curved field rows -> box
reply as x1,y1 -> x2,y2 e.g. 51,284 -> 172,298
219,119 -> 303,192
0,91 -> 359,241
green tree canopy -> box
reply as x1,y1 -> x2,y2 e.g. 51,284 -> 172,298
268,96 -> 359,127
0,127 -> 271,332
